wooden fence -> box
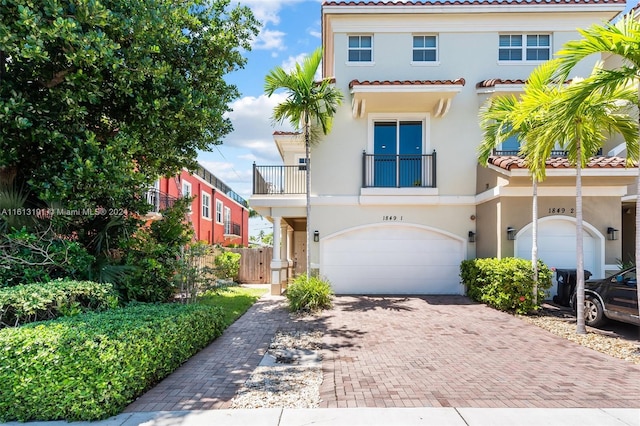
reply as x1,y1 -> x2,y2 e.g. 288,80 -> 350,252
228,247 -> 272,284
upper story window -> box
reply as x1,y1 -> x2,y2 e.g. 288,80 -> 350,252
297,156 -> 308,171
412,35 -> 437,62
348,35 -> 372,62
216,199 -> 223,224
201,191 -> 211,219
499,34 -> 550,62
224,207 -> 231,234
182,181 -> 192,212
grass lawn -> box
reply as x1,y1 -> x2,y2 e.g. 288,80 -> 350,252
199,285 -> 268,327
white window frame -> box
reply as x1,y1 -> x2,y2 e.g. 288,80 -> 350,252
367,113 -> 430,153
295,155 -> 308,171
215,199 -> 223,224
201,191 -> 211,220
347,34 -> 374,65
498,33 -> 551,63
182,181 -> 192,212
224,207 -> 231,234
411,34 -> 439,66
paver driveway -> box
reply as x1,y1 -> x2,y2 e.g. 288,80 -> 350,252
126,294 -> 640,412
318,296 -> 640,409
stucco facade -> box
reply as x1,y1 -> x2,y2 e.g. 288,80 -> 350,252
251,0 -> 633,295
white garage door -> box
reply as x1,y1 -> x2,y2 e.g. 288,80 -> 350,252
321,225 -> 465,295
515,218 -> 600,297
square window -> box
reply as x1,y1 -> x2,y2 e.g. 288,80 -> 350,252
348,35 -> 373,62
412,35 -> 437,62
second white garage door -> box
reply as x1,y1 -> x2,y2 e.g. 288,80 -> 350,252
515,217 -> 603,297
320,224 -> 465,295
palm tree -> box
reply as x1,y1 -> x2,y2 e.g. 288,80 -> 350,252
478,60 -> 561,306
552,11 -> 640,332
522,69 -> 638,334
264,47 -> 343,277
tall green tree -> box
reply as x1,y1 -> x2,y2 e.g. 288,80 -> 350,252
523,67 -> 638,334
478,61 -> 562,306
264,47 -> 343,276
552,11 -> 640,330
0,0 -> 259,253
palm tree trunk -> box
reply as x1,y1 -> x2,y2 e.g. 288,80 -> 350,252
305,115 -> 311,279
532,178 -> 539,306
636,158 -> 640,335
576,141 -> 586,334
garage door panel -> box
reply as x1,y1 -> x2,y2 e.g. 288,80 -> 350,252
321,225 -> 464,295
516,219 -> 601,297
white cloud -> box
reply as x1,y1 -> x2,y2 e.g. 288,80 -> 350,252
223,93 -> 294,164
281,53 -> 308,72
253,29 -> 287,51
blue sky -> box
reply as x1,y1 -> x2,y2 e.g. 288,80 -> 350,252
199,0 -> 640,237
197,0 -> 322,236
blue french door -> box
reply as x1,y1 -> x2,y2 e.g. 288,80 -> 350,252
374,121 -> 422,187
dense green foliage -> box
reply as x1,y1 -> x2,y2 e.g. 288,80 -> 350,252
460,258 -> 552,314
0,280 -> 118,327
0,226 -> 95,287
214,251 -> 241,281
0,303 -> 224,422
0,0 -> 259,277
118,198 -> 194,303
286,275 -> 333,313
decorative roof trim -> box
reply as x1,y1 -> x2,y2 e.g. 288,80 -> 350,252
350,78 -> 466,90
487,155 -> 636,172
273,131 -> 302,136
323,0 -> 625,6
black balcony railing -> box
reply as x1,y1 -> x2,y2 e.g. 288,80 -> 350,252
146,189 -> 177,213
224,222 -> 241,236
362,151 -> 437,188
252,163 -> 306,195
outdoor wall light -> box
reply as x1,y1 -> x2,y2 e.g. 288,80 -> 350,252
468,231 -> 476,243
507,227 -> 517,241
313,230 -> 320,242
607,227 -> 618,241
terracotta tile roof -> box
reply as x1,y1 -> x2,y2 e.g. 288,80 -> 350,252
349,78 -> 466,88
273,131 -> 302,136
488,155 -> 633,171
476,79 -> 526,89
324,0 -> 625,6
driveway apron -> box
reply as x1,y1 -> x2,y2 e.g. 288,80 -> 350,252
126,294 -> 640,412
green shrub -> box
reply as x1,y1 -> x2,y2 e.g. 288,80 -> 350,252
118,198 -> 194,303
0,280 -> 119,328
214,251 -> 241,281
0,303 -> 224,422
0,227 -> 95,287
286,275 -> 333,313
460,257 -> 552,314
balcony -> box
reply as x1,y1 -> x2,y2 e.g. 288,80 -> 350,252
146,188 -> 177,213
253,164 -> 306,195
224,222 -> 242,237
362,151 -> 437,188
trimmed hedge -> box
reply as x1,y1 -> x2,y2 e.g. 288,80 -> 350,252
0,280 -> 119,328
0,303 -> 224,422
460,257 -> 552,314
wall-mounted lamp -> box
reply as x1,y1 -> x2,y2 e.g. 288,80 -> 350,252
468,231 -> 476,243
313,230 -> 320,242
607,227 -> 618,241
507,227 -> 517,241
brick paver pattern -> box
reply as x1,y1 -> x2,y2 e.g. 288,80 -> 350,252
126,293 -> 640,412
318,296 -> 640,409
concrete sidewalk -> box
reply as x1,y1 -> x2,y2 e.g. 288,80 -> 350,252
4,407 -> 639,426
